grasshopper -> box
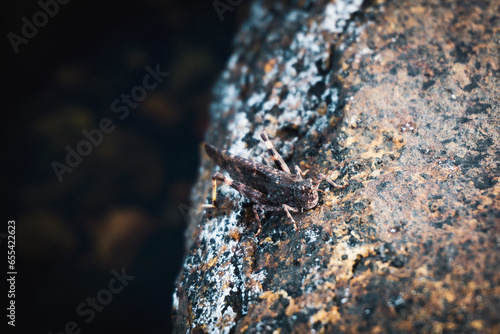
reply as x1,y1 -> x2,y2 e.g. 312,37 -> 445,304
204,132 -> 345,236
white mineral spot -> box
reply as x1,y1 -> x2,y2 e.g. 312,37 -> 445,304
321,0 -> 364,34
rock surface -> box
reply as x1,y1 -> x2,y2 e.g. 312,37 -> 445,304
174,0 -> 500,332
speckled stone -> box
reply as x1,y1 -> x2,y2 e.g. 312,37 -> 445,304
173,0 -> 500,333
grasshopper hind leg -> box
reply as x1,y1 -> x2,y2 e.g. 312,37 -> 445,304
260,132 -> 291,173
212,172 -> 267,204
211,172 -> 268,236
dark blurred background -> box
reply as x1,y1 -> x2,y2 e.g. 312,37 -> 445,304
3,0 -> 248,332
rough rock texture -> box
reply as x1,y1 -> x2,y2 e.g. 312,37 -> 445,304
173,0 -> 500,333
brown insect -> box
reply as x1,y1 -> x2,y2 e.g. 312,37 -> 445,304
204,132 -> 346,236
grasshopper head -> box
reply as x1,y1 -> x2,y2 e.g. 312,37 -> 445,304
295,179 -> 319,210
